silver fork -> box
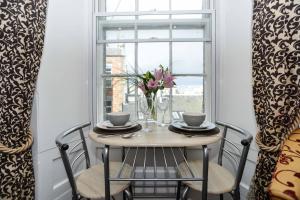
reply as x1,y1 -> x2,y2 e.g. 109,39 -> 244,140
121,132 -> 138,139
185,134 -> 203,138
97,134 -> 121,138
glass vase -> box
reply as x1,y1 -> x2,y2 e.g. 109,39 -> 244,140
145,94 -> 157,122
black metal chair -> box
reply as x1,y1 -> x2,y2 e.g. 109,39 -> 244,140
178,121 -> 253,200
55,122 -> 133,200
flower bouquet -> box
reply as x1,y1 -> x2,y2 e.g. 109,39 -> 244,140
137,65 -> 176,121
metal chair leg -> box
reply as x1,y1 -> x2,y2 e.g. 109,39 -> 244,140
220,194 -> 223,200
176,181 -> 182,200
129,184 -> 133,196
104,145 -> 110,200
182,186 -> 190,200
122,191 -> 126,200
122,147 -> 126,200
124,188 -> 133,200
233,188 -> 240,200
72,194 -> 80,200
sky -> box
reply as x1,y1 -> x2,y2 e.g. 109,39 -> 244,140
106,0 -> 204,12
103,0 -> 208,86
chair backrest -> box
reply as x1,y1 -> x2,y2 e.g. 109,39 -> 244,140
216,121 -> 253,192
55,122 -> 91,199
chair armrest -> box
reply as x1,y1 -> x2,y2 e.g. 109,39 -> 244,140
269,129 -> 300,200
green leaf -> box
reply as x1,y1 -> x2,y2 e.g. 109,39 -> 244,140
136,74 -> 144,80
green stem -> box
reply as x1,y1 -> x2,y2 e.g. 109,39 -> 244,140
146,94 -> 157,121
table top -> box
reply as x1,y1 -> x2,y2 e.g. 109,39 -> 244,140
89,125 -> 222,147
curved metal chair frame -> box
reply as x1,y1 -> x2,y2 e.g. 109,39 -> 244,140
181,121 -> 253,200
55,122 -> 132,200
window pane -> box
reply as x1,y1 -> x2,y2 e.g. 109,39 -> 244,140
138,24 -> 169,39
139,0 -> 169,11
172,24 -> 204,39
172,0 -> 203,10
172,42 -> 204,74
172,76 -> 204,119
104,26 -> 135,40
172,14 -> 203,19
105,16 -> 136,20
97,19 -> 135,41
106,0 -> 135,12
105,43 -> 135,74
103,77 -> 136,120
171,15 -> 211,39
138,43 -> 169,73
138,15 -> 169,20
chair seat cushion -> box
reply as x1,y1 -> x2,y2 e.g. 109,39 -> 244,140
178,160 -> 235,194
76,161 -> 132,199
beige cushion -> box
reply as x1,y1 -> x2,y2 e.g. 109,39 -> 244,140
178,160 -> 235,194
269,129 -> 300,200
76,162 -> 132,199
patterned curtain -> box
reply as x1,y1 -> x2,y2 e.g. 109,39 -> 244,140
0,0 -> 48,199
249,0 -> 300,199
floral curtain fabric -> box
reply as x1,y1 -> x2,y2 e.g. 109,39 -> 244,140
269,129 -> 300,199
0,0 -> 48,199
250,0 -> 300,199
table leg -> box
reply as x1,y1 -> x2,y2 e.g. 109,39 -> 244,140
202,145 -> 209,200
122,147 -> 126,200
104,145 -> 110,200
176,181 -> 181,200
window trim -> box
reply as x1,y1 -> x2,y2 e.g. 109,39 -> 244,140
92,5 -> 216,124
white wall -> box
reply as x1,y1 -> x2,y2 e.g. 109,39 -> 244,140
31,0 -> 258,199
216,0 -> 258,198
32,0 -> 92,199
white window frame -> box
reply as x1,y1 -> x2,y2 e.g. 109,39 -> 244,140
92,0 -> 216,124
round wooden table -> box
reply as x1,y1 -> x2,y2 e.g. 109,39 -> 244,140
89,125 -> 222,200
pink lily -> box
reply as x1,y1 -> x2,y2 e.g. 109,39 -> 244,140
154,68 -> 163,81
138,82 -> 146,93
147,79 -> 159,90
163,72 -> 175,88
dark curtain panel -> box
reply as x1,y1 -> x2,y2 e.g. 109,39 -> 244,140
250,0 -> 300,199
0,0 -> 48,199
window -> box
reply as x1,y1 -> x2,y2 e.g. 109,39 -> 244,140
94,0 -> 215,122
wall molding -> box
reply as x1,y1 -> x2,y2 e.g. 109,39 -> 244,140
240,182 -> 250,199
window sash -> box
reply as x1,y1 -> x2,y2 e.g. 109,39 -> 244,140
97,43 -> 212,121
95,0 -> 213,12
93,7 -> 216,123
96,16 -> 212,42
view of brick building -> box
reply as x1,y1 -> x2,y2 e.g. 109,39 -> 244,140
104,44 -> 204,121
105,45 -> 126,113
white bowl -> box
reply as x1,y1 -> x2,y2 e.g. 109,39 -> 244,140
182,112 -> 206,126
107,112 -> 130,126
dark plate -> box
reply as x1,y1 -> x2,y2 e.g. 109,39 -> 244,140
168,124 -> 220,135
172,121 -> 216,132
93,124 -> 142,135
96,121 -> 139,131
